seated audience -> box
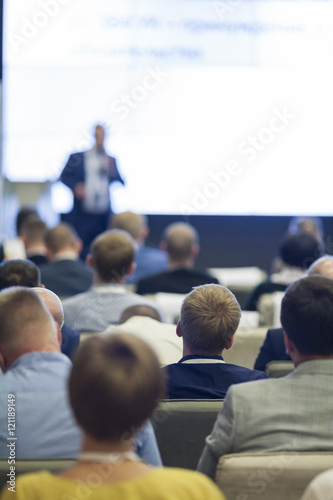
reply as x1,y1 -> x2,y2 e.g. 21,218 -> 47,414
198,275 -> 333,479
111,211 -> 168,284
0,258 -> 79,359
0,288 -> 162,464
301,468 -> 333,500
137,222 -> 218,295
0,334 -> 224,500
254,254 -> 333,371
101,305 -> 183,366
246,233 -> 323,310
63,230 -> 163,332
40,223 -> 93,297
164,284 -> 266,399
21,216 -> 48,266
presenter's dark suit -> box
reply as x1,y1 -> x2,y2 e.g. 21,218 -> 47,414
254,327 -> 291,372
40,259 -> 93,298
60,151 -> 124,257
136,268 -> 219,295
164,355 -> 267,399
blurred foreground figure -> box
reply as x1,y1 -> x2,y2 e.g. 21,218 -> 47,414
1,334 -> 225,500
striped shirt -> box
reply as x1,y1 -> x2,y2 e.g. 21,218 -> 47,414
63,283 -> 162,332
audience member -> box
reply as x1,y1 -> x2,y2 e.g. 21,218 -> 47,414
271,217 -> 324,274
246,233 -> 323,310
16,207 -> 40,237
198,275 -> 333,479
0,287 -> 80,458
101,305 -> 182,366
20,216 -> 48,266
164,284 -> 266,399
301,468 -> 333,500
0,288 -> 162,465
254,254 -> 333,371
33,287 -> 79,359
137,222 -> 218,295
0,258 -> 79,359
111,211 -> 168,284
40,223 -> 93,297
63,230 -> 163,332
1,334 -> 224,500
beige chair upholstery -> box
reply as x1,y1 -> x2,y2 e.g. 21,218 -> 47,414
266,360 -> 295,378
223,327 -> 267,369
215,452 -> 333,500
153,399 -> 223,470
0,459 -> 75,492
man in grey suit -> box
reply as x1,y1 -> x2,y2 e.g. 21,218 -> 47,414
197,275 -> 333,480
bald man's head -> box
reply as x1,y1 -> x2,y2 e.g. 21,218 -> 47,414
32,287 -> 64,328
308,255 -> 333,280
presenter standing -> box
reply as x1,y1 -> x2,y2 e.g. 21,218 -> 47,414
60,125 -> 124,258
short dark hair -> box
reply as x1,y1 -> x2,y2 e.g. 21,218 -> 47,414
16,207 -> 39,236
91,230 -> 136,282
279,233 -> 323,270
281,275 -> 333,355
69,334 -> 164,441
0,259 -> 40,290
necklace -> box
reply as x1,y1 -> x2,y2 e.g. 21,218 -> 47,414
78,451 -> 142,464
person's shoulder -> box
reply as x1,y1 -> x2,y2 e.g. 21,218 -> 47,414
225,363 -> 267,380
62,289 -> 91,306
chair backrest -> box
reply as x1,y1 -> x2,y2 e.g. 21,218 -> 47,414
215,452 -> 333,500
223,327 -> 267,369
266,360 -> 295,378
149,293 -> 187,324
153,399 -> 223,470
0,459 -> 75,492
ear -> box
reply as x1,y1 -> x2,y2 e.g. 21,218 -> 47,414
86,254 -> 93,269
75,238 -> 83,255
225,335 -> 234,351
56,324 -> 62,349
0,347 -> 9,373
126,262 -> 136,277
191,243 -> 200,258
283,331 -> 295,355
176,320 -> 183,338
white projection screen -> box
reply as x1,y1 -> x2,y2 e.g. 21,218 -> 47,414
3,0 -> 333,216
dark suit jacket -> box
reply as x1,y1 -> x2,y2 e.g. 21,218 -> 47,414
60,151 -> 124,216
254,327 -> 291,371
136,268 -> 219,295
40,259 -> 93,297
245,281 -> 287,311
27,254 -> 48,267
61,323 -> 80,359
60,151 -> 124,257
164,355 -> 267,399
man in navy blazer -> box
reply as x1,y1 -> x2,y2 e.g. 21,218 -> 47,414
60,124 -> 124,258
164,284 -> 266,399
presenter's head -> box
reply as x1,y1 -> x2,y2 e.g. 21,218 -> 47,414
94,124 -> 105,151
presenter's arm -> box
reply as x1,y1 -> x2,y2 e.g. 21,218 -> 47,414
60,153 -> 84,191
109,157 -> 125,185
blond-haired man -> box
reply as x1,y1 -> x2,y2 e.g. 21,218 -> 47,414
164,284 -> 266,399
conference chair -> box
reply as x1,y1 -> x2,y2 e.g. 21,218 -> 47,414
265,360 -> 295,378
215,452 -> 333,500
153,399 -> 223,470
223,327 -> 267,369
